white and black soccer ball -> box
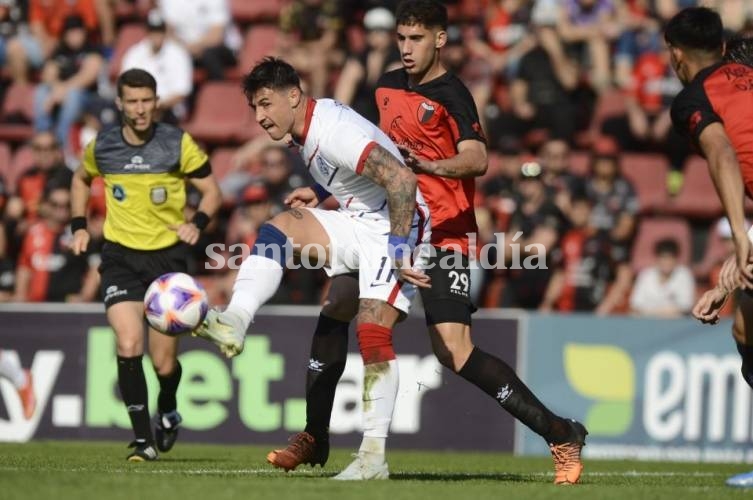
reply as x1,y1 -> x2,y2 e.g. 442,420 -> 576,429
144,272 -> 208,335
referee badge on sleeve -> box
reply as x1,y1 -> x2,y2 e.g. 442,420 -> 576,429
150,187 -> 167,205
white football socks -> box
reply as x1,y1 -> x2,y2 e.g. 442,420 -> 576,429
358,359 -> 399,464
226,255 -> 284,329
0,351 -> 27,389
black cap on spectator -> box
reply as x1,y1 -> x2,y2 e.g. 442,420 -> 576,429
62,14 -> 86,32
654,238 -> 680,256
146,9 -> 166,32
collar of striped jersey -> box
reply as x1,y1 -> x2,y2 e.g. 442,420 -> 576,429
291,98 -> 317,146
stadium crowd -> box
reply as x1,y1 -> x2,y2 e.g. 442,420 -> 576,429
0,0 -> 748,318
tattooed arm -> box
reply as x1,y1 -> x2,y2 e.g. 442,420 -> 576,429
360,144 -> 417,238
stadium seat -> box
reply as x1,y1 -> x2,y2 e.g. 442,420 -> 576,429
6,145 -> 35,193
238,24 -> 280,73
619,153 -> 670,214
108,24 -> 146,80
184,82 -> 261,144
631,217 -> 692,272
663,155 -> 723,219
230,0 -> 281,23
0,83 -> 35,142
209,147 -> 238,182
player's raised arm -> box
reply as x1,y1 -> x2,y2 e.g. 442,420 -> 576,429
360,144 -> 416,239
698,123 -> 753,288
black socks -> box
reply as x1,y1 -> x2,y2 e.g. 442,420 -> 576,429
458,347 -> 572,444
303,314 -> 349,443
157,361 -> 182,415
117,355 -> 152,443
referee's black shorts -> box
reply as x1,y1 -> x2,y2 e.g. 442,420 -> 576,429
419,247 -> 476,326
99,240 -> 189,308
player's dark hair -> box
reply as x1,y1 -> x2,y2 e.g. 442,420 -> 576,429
664,7 -> 723,54
242,57 -> 301,98
117,68 -> 157,98
654,238 -> 680,257
725,36 -> 753,66
396,0 -> 447,30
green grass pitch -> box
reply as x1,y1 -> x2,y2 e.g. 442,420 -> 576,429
2,441 -> 752,500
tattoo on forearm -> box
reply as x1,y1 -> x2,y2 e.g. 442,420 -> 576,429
361,145 -> 416,237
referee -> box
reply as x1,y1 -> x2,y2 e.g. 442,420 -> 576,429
70,68 -> 221,461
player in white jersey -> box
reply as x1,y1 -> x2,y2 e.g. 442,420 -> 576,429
193,57 -> 431,479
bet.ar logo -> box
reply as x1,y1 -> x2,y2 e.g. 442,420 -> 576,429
564,343 -> 635,437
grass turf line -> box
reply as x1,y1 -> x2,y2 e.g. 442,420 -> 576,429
1,441 -> 751,500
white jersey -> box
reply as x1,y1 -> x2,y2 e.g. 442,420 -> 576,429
294,98 -> 427,223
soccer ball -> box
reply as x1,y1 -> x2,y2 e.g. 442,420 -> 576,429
144,272 -> 209,335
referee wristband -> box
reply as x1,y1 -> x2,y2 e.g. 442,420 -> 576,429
71,217 -> 87,232
191,211 -> 211,232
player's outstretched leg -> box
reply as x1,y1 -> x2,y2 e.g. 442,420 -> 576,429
455,342 -> 587,484
0,351 -> 35,419
267,314 -> 349,471
193,222 -> 289,355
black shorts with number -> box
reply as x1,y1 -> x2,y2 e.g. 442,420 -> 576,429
99,240 -> 189,308
419,247 -> 476,326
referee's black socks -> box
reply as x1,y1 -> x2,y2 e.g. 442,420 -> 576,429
117,355 -> 153,444
459,347 -> 572,444
157,361 -> 182,415
303,314 -> 349,444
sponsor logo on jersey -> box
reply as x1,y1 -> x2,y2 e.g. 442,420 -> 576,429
123,155 -> 152,171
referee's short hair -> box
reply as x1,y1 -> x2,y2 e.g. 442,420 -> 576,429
242,57 -> 301,99
117,68 -> 157,98
664,7 -> 723,54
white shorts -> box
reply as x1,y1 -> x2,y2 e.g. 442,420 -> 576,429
306,207 -> 431,314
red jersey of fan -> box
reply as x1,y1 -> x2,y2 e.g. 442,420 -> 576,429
376,69 -> 486,255
671,62 -> 753,197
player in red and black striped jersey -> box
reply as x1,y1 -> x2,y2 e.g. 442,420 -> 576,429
667,7 -> 753,488
267,0 -> 587,485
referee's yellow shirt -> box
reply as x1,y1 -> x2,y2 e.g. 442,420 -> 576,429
83,123 -> 209,251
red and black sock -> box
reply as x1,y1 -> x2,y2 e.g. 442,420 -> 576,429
117,355 -> 153,444
304,314 -> 349,443
157,360 -> 182,415
458,347 -> 572,444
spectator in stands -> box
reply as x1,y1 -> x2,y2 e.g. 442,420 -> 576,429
121,9 -> 193,122
158,0 -> 240,81
488,23 -> 579,145
5,131 -> 72,226
584,137 -> 639,247
630,237 -> 695,317
0,1 -> 24,71
33,15 -> 104,158
441,24 -> 494,125
257,144 -> 306,215
604,40 -> 687,195
538,138 -> 584,215
556,0 -> 621,91
540,193 -> 632,314
481,139 -> 523,236
467,0 -> 535,78
6,0 -> 112,85
499,160 -> 567,309
704,218 -> 738,319
278,0 -> 346,97
334,7 -> 401,125
13,183 -> 99,302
